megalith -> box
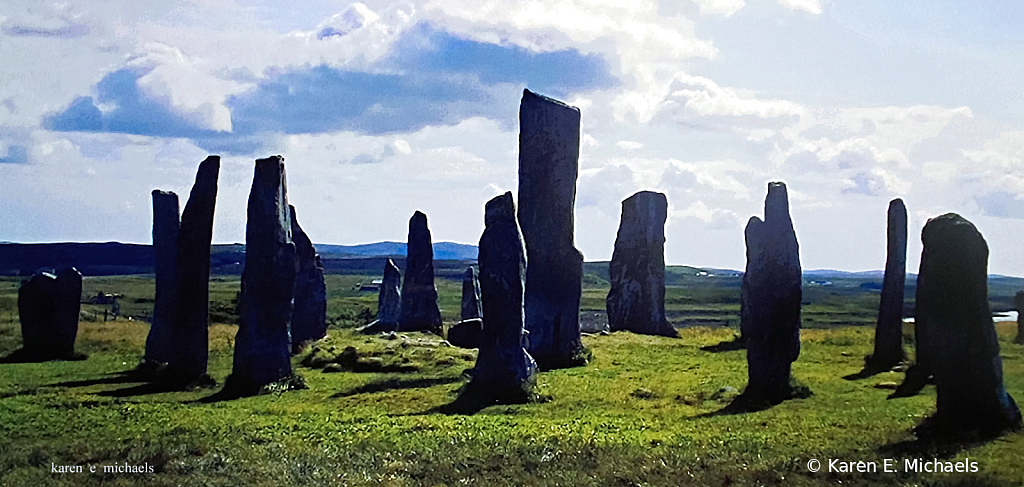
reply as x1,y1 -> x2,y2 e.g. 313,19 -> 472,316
606,191 -> 676,337
464,192 -> 537,402
912,213 -> 1020,435
18,267 -> 82,360
1015,291 -> 1024,344
462,267 -> 482,321
517,89 -> 586,370
143,190 -> 180,366
866,198 -> 907,372
398,211 -> 442,333
448,267 -> 483,348
166,155 -> 219,384
738,182 -> 804,405
361,259 -> 402,333
289,205 -> 327,353
229,155 -> 298,394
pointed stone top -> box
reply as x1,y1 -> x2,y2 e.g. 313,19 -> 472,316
486,191 -> 516,223
765,181 -> 791,223
522,89 -> 579,112
256,155 -> 284,164
623,190 -> 667,205
890,197 -> 905,208
152,189 -> 177,198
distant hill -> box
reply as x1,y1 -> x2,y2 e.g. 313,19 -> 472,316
315,241 -> 477,260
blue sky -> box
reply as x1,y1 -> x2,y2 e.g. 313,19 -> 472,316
2,0 -> 1024,275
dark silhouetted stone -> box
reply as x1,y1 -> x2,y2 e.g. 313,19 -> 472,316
1016,291 -> 1024,344
737,182 -> 804,406
606,191 -> 676,337
866,198 -> 907,372
18,267 -> 82,360
289,205 -> 327,353
464,192 -> 537,403
447,318 -> 482,349
229,155 -> 298,394
911,213 -> 1020,436
143,190 -> 179,366
361,259 -> 402,334
398,211 -> 441,333
517,89 -> 586,370
166,155 -> 220,385
462,267 -> 482,321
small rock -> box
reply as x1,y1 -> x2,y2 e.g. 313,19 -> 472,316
322,363 -> 343,373
875,381 -> 899,390
630,387 -> 656,399
841,352 -> 852,357
599,330 -> 610,336
384,331 -> 398,340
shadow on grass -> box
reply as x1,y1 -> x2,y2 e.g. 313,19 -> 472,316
879,422 -> 1022,460
195,374 -> 303,404
1,348 -> 88,363
886,364 -> 932,399
700,336 -> 746,353
696,382 -> 813,418
330,376 -> 463,399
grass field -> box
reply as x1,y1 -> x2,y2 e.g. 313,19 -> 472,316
0,272 -> 1022,486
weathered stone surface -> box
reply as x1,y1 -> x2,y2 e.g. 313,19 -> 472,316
360,258 -> 402,334
913,213 -> 1020,434
144,190 -> 180,365
18,268 -> 82,360
230,156 -> 296,394
289,205 -> 327,353
867,198 -> 907,371
517,89 -> 586,370
167,156 -> 219,383
447,318 -> 482,349
398,211 -> 442,333
465,192 -> 537,402
1015,291 -> 1024,344
740,182 -> 803,405
606,191 -> 676,337
462,267 -> 482,321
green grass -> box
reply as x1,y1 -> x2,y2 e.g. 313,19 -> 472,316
1,274 -> 1023,486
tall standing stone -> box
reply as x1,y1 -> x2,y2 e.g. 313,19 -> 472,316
1015,291 -> 1024,344
866,198 -> 907,371
18,268 -> 82,360
166,156 -> 219,384
912,213 -> 1020,434
606,191 -> 676,337
461,267 -> 482,321
398,211 -> 442,333
229,156 -> 297,394
739,182 -> 804,405
517,89 -> 586,370
465,192 -> 537,402
143,190 -> 180,365
289,205 -> 327,353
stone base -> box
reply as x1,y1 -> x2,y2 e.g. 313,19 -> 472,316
532,346 -> 591,372
726,377 -> 812,412
221,373 -> 307,397
447,319 -> 482,349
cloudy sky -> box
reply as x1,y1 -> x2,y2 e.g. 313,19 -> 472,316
2,1 -> 1024,275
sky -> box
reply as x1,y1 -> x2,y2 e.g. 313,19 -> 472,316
2,1 -> 1024,275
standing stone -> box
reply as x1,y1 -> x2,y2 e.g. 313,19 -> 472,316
398,211 -> 442,333
289,205 -> 327,353
606,191 -> 676,337
18,268 -> 82,360
143,190 -> 180,366
1015,291 -> 1024,344
448,267 -> 483,348
461,267 -> 482,321
739,182 -> 804,405
229,156 -> 297,394
866,198 -> 907,371
464,192 -> 537,402
912,213 -> 1020,434
166,156 -> 219,385
517,89 -> 586,370
361,258 -> 402,333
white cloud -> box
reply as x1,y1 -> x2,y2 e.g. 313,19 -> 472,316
692,0 -> 746,17
775,0 -> 821,15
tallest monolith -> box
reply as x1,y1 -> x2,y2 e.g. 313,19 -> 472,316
866,198 -> 907,372
517,89 -> 586,370
738,181 -> 804,406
